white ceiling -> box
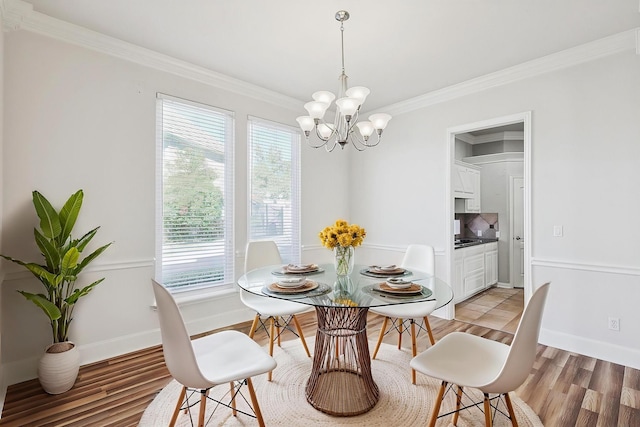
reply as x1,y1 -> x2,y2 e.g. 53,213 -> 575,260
21,0 -> 640,111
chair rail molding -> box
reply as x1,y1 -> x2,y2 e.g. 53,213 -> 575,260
531,257 -> 640,276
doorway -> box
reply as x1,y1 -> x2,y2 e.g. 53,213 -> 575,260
510,176 -> 525,288
446,112 -> 532,321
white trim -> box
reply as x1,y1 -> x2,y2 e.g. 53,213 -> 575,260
0,0 -> 302,111
463,152 -> 524,165
1,1 -> 637,116
2,301 -> 254,386
540,328 -> 640,371
376,29 -> 638,116
531,257 -> 640,276
446,112 -> 532,313
2,259 -> 154,281
459,131 -> 524,145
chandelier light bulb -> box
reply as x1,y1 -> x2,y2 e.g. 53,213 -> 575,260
296,116 -> 315,132
355,121 -> 375,139
317,123 -> 335,139
369,113 -> 392,130
312,91 -> 336,105
335,97 -> 359,117
304,101 -> 329,119
345,86 -> 370,106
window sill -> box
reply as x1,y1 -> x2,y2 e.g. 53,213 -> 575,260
151,285 -> 238,310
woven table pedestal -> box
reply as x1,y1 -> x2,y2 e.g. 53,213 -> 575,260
305,307 -> 379,416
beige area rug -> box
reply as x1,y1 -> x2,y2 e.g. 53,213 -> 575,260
139,339 -> 542,427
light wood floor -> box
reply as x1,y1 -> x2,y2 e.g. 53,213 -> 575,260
2,287 -> 639,426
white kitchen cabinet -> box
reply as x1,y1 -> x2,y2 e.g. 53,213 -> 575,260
484,242 -> 498,286
453,241 -> 498,303
464,167 -> 481,213
453,161 -> 475,198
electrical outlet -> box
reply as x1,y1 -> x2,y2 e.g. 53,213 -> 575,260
608,317 -> 620,331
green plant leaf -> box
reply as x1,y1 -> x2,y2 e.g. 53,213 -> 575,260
61,247 -> 80,273
74,242 -> 113,275
65,278 -> 104,305
59,190 -> 83,245
32,191 -> 61,240
74,227 -> 98,253
18,291 -> 62,321
34,228 -> 60,272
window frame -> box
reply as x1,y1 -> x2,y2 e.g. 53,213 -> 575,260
155,93 -> 235,293
247,115 -> 302,265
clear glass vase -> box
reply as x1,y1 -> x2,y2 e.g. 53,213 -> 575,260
334,245 -> 355,276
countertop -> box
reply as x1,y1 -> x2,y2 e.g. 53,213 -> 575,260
454,238 -> 498,249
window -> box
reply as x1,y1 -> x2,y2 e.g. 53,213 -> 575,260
156,94 -> 234,292
248,117 -> 301,263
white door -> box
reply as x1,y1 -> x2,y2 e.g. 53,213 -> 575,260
510,177 -> 525,288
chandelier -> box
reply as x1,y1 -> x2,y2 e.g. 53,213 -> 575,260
296,10 -> 392,152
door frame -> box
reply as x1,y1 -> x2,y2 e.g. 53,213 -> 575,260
509,175 -> 525,288
446,111 -> 532,318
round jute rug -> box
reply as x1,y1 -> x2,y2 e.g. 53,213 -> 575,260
139,339 -> 542,427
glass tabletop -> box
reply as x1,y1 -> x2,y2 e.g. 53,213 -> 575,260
237,263 -> 453,309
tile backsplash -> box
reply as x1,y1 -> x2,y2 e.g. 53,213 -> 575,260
455,213 -> 499,239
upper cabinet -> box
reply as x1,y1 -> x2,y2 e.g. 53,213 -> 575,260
453,161 -> 481,212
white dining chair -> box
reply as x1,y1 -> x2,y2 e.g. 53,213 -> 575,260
151,279 -> 276,427
240,240 -> 311,381
410,282 -> 550,427
370,244 -> 437,384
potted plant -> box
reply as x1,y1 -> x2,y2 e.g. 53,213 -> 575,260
0,189 -> 112,394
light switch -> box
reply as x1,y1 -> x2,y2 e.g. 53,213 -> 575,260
553,225 -> 563,237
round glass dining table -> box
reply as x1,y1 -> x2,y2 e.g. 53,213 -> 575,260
237,263 -> 453,416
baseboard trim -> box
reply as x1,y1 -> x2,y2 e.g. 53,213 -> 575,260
2,305 -> 254,387
539,328 -> 640,370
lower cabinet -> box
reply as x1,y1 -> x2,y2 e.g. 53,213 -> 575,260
454,242 -> 498,303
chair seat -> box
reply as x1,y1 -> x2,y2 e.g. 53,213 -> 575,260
409,331 -> 510,390
193,330 -> 277,385
240,291 -> 310,317
369,300 -> 437,319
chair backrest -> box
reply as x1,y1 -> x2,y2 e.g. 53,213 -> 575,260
401,244 -> 435,276
484,282 -> 550,393
244,240 -> 282,274
151,279 -> 209,388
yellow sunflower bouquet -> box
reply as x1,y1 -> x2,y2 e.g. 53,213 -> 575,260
319,220 -> 366,275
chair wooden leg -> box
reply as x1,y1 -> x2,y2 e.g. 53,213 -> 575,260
292,315 -> 311,357
246,377 -> 266,427
452,385 -> 464,426
483,393 -> 492,427
277,319 -> 282,347
397,318 -> 403,349
504,393 -> 519,427
411,320 -> 418,384
268,317 -> 275,381
169,385 -> 186,427
248,314 -> 260,339
372,316 -> 388,359
428,381 -> 448,427
230,382 -> 237,416
198,389 -> 208,427
424,315 -> 436,345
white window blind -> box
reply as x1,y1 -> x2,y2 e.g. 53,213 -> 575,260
248,117 -> 301,264
156,94 -> 234,292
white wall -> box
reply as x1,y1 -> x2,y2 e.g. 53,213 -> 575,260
1,30 -> 349,384
351,51 -> 640,368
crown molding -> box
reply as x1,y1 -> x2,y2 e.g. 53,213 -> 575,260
2,1 -> 637,115
456,131 -> 524,145
0,0 -> 303,111
379,28 -> 639,116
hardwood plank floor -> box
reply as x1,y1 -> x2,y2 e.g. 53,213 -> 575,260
2,287 -> 638,426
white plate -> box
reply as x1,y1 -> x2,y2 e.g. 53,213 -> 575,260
277,277 -> 307,288
386,278 -> 413,289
